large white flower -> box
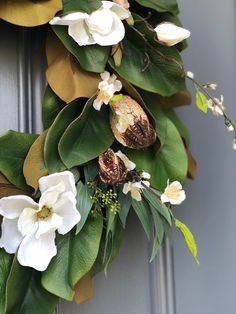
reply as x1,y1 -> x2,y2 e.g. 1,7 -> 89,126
0,171 -> 80,271
93,71 -> 122,110
49,1 -> 131,46
161,180 -> 186,205
154,22 -> 190,47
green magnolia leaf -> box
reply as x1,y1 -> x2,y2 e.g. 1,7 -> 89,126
0,250 -> 13,313
142,188 -> 172,225
0,131 -> 38,191
42,214 -> 103,300
118,188 -> 132,227
132,199 -> 153,240
59,97 -> 114,168
42,85 -> 65,130
149,205 -> 164,262
52,25 -> 110,73
62,0 -> 102,14
175,219 -> 200,264
5,258 -> 58,314
44,98 -> 86,174
164,108 -> 190,146
76,181 -> 93,234
196,91 -> 208,113
134,0 -> 179,15
109,24 -> 185,96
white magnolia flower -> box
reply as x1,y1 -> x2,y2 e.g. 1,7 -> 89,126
0,171 -> 80,271
123,181 -> 150,201
93,71 -> 122,110
154,22 -> 191,47
208,95 -> 225,116
115,150 -> 136,171
161,180 -> 186,205
49,1 -> 131,46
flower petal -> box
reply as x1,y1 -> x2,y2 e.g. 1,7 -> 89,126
115,150 -> 136,170
89,11 -> 125,46
39,171 -> 77,196
49,12 -> 89,25
36,213 -> 63,239
102,1 -> 131,19
53,192 -> 81,235
0,218 -> 23,253
17,230 -> 57,271
18,208 -> 38,236
69,20 -> 96,46
0,195 -> 38,219
93,98 -> 103,111
39,184 -> 62,208
100,71 -> 110,81
122,182 -> 131,194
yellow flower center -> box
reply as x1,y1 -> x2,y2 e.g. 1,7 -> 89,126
97,90 -> 110,103
37,205 -> 52,219
164,186 -> 181,201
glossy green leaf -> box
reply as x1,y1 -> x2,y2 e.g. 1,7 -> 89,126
42,85 -> 65,130
109,25 -> 185,96
44,99 -> 86,174
0,250 -> 13,313
42,214 -> 103,300
118,188 -> 132,227
76,181 -> 93,234
62,0 -> 102,14
59,97 -> 114,168
149,205 -> 164,262
52,25 -> 110,73
132,199 -> 153,240
134,0 -> 179,14
0,131 -> 38,191
175,219 -> 200,264
142,188 -> 172,225
196,91 -> 208,113
5,258 -> 58,314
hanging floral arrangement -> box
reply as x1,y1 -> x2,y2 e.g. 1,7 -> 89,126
0,0 -> 234,312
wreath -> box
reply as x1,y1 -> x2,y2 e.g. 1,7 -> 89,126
0,0 -> 234,313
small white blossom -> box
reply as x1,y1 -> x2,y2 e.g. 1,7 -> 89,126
154,22 -> 190,47
141,171 -> 151,180
115,150 -> 136,170
208,83 -> 217,90
207,95 -> 225,116
123,180 -> 150,201
50,1 -> 130,46
0,171 -> 80,271
186,71 -> 194,79
232,138 -> 236,150
161,180 -> 186,205
93,71 -> 122,110
227,124 -> 234,132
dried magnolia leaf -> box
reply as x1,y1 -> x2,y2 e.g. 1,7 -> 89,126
74,273 -> 94,304
157,90 -> 192,109
46,34 -> 101,103
0,0 -> 62,27
0,173 -> 29,198
23,131 -> 48,192
187,148 -> 197,179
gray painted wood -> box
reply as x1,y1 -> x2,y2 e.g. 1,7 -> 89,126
173,1 -> 236,314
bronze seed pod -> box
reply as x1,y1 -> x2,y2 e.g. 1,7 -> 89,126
99,148 -> 128,185
110,95 -> 156,149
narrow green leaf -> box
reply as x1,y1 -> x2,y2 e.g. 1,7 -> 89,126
59,97 -> 114,168
142,188 -> 172,225
175,219 -> 200,264
132,199 -> 153,240
5,258 -> 58,314
42,214 -> 103,300
0,131 -> 38,191
149,205 -> 164,261
118,188 -> 132,227
44,98 -> 86,173
76,181 -> 93,234
196,91 -> 208,113
42,85 -> 65,130
52,25 -> 110,73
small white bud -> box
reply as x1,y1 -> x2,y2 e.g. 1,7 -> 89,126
232,138 -> 236,150
154,22 -> 190,47
186,71 -> 194,79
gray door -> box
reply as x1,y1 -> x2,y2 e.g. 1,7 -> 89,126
0,1 -> 236,313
